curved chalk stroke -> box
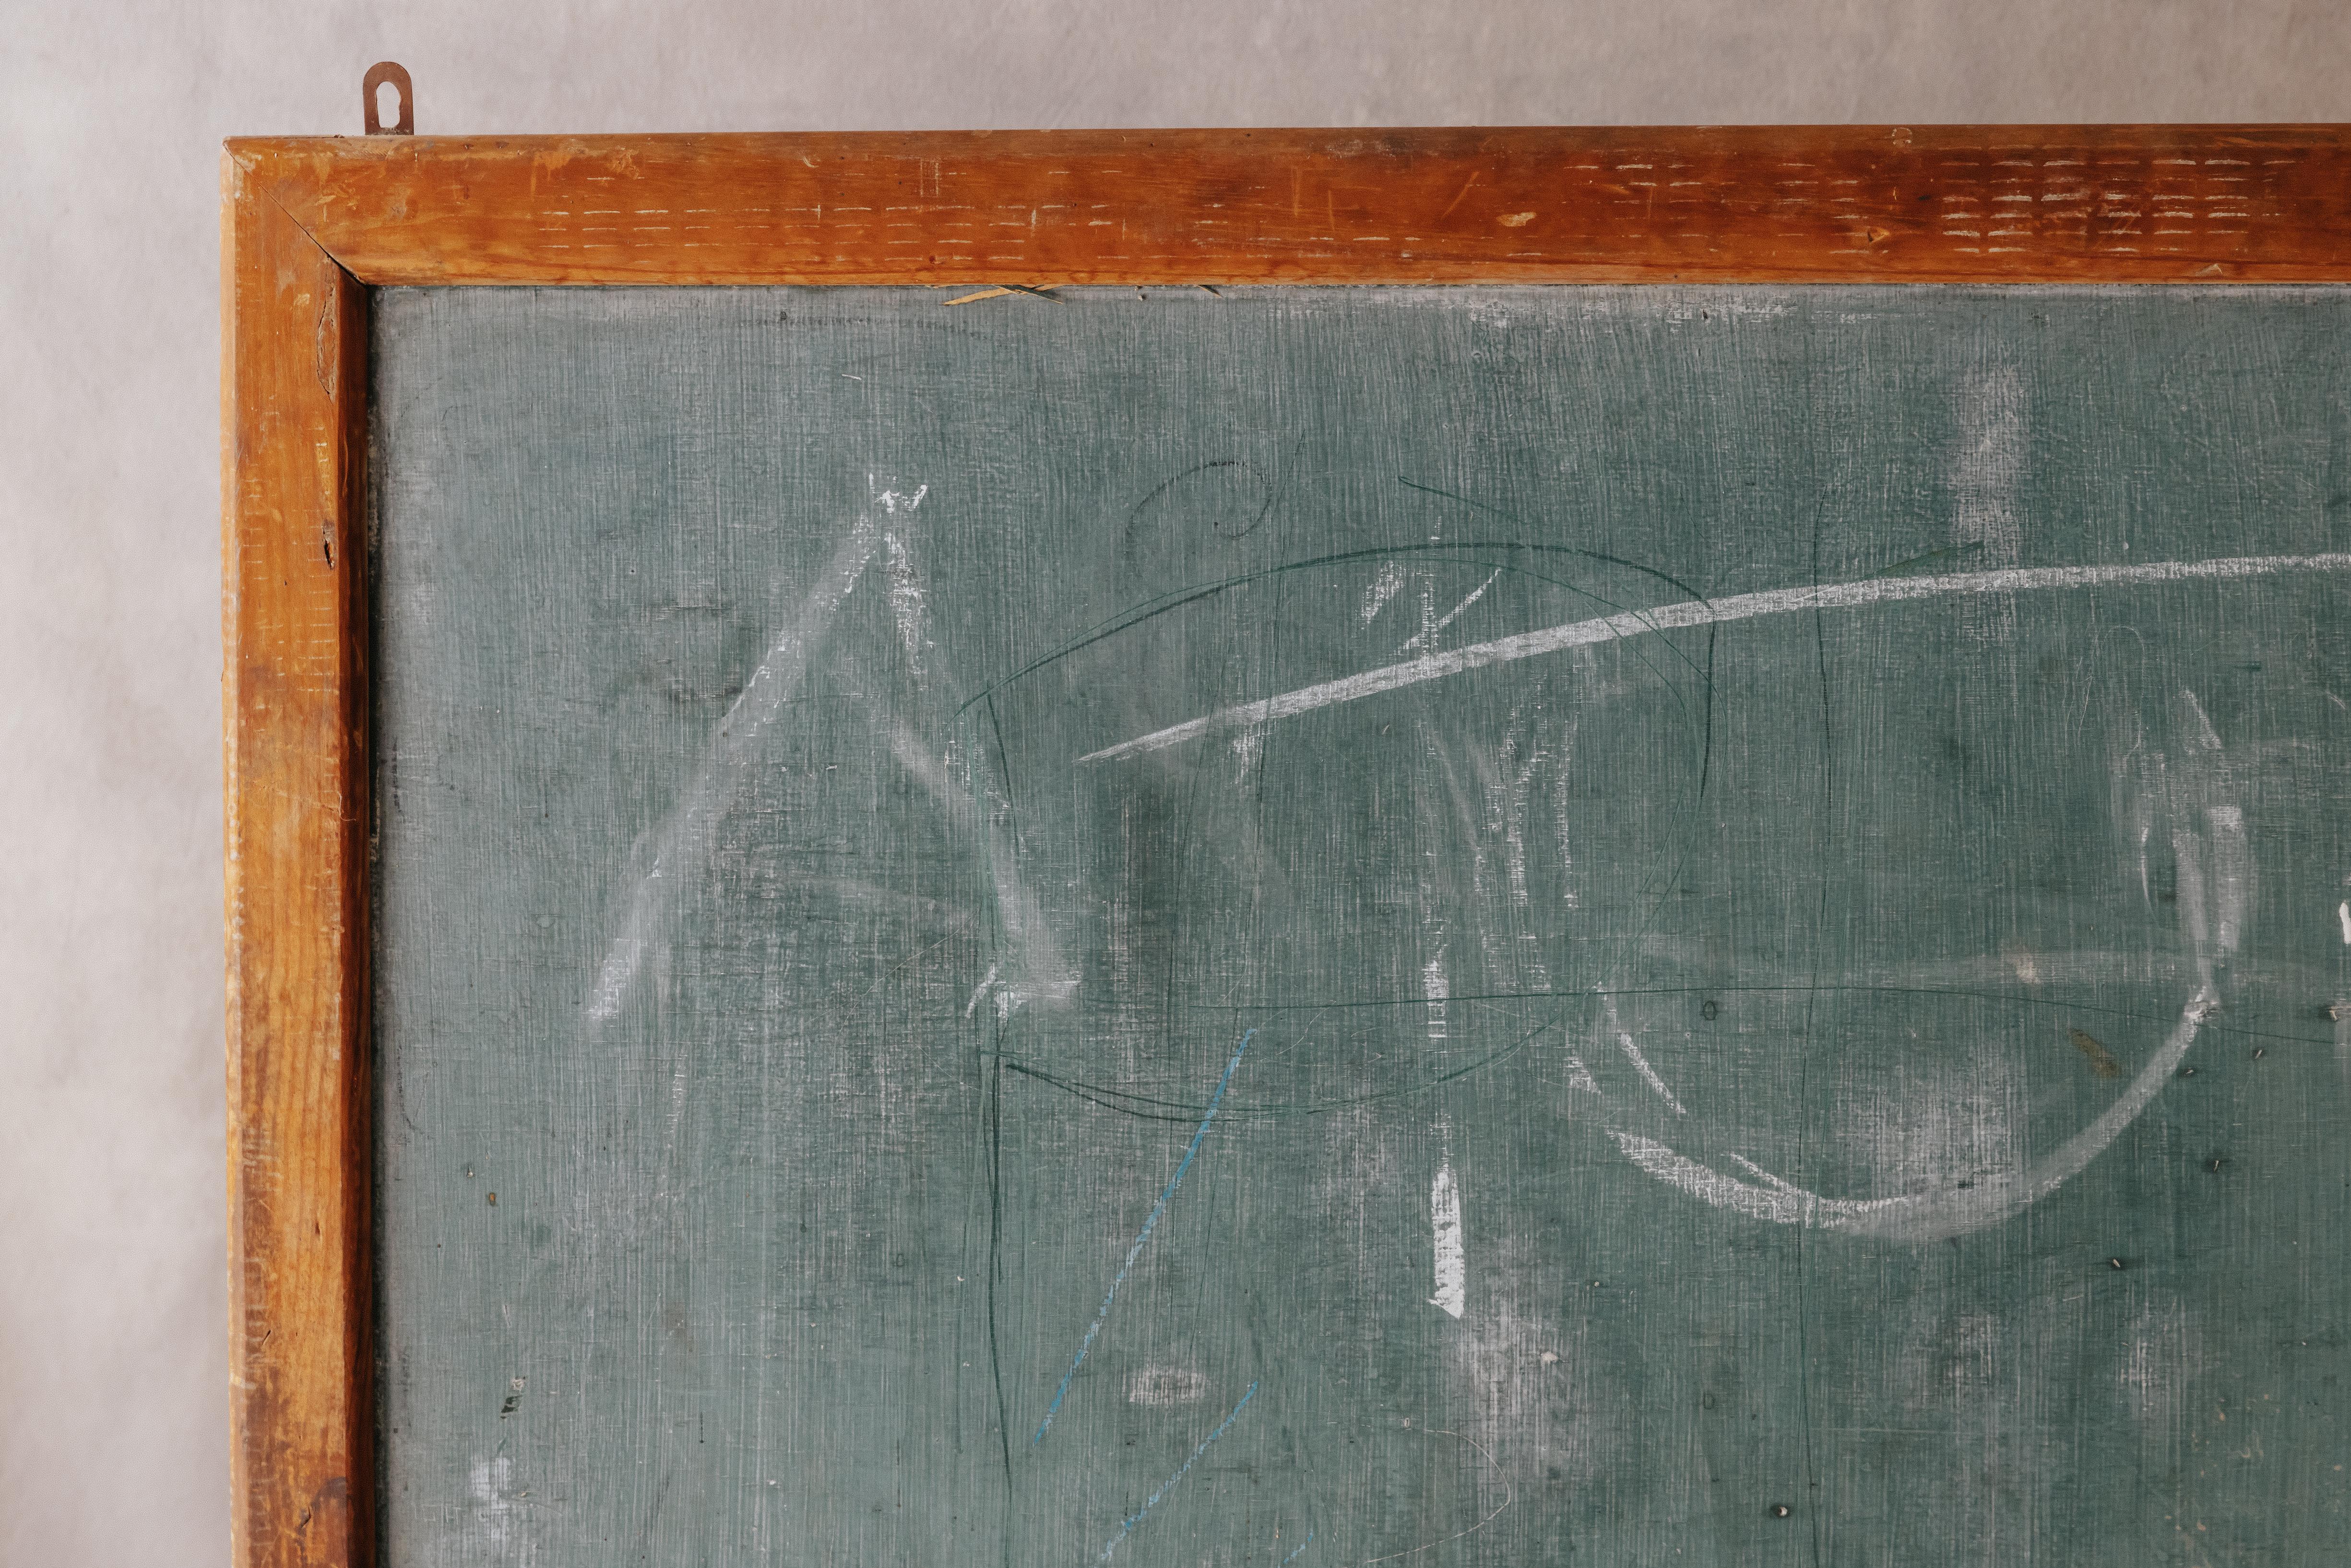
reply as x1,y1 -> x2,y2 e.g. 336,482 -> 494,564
1610,991 -> 2212,1242
1599,687 -> 2248,1241
1080,551 -> 2351,764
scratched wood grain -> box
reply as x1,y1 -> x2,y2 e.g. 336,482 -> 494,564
229,126 -> 2351,288
369,283 -> 2351,1566
220,151 -> 374,1568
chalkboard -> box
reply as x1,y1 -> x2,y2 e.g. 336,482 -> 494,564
370,283 -> 2351,1566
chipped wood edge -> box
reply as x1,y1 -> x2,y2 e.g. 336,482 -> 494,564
224,148 -> 374,1568
219,121 -> 2351,1568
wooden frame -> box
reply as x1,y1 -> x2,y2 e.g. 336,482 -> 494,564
221,123 -> 2351,1568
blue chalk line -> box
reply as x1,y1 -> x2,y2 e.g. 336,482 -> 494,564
1098,1381 -> 1259,1562
1033,1029 -> 1255,1443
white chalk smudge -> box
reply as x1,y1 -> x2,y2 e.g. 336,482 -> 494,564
1550,714 -> 1579,908
1403,567 -> 1504,653
1232,724 -> 1266,784
1852,1052 -> 2022,1200
468,1456 -> 515,1550
1562,1053 -> 1600,1095
1952,366 -> 2024,562
2179,685 -> 2224,752
2117,1300 -> 2197,1425
1429,1154 -> 1466,1318
1423,951 -> 1449,1042
1727,1152 -> 1804,1193
587,498 -> 893,1022
881,531 -> 931,673
1951,363 -> 2024,641
2206,803 -> 2248,958
2173,823 -> 2214,989
1362,559 -> 1407,624
1128,1366 -> 1209,1406
963,963 -> 1000,1020
1614,1038 -> 1686,1115
1497,725 -> 1543,909
1080,551 -> 2351,764
2336,900 -> 2348,945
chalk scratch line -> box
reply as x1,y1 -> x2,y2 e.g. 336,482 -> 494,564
1358,1426 -> 1515,1565
1098,1381 -> 1259,1562
1035,1030 -> 1255,1442
1600,988 -> 1686,1115
586,481 -> 926,1022
1082,552 -> 2351,763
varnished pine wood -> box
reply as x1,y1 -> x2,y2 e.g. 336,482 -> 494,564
223,153 -> 373,1568
230,125 -> 2351,288
221,121 -> 2351,1568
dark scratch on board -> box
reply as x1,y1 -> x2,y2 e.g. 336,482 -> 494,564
993,1014 -> 1547,1124
956,535 -> 1716,741
984,1054 -> 1012,1495
1125,459 -> 1278,544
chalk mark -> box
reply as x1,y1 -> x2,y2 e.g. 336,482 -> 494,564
1402,567 -> 1503,653
583,480 -> 934,1024
1600,988 -> 1686,1115
1429,1148 -> 1465,1318
1034,1031 -> 1254,1442
957,536 -> 1716,724
1357,1426 -> 1514,1565
1394,476 -> 1719,798
1611,989 -> 2215,1241
1082,552 -> 2351,764
1098,1381 -> 1259,1562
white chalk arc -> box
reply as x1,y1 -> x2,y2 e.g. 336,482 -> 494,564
1610,993 -> 2212,1242
1080,552 -> 2351,764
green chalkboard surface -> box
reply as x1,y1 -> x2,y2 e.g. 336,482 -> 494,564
372,285 -> 2351,1566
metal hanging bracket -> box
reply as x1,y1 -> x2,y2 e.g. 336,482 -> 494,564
363,62 -> 414,135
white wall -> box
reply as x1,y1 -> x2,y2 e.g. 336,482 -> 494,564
0,1 -> 2339,1559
